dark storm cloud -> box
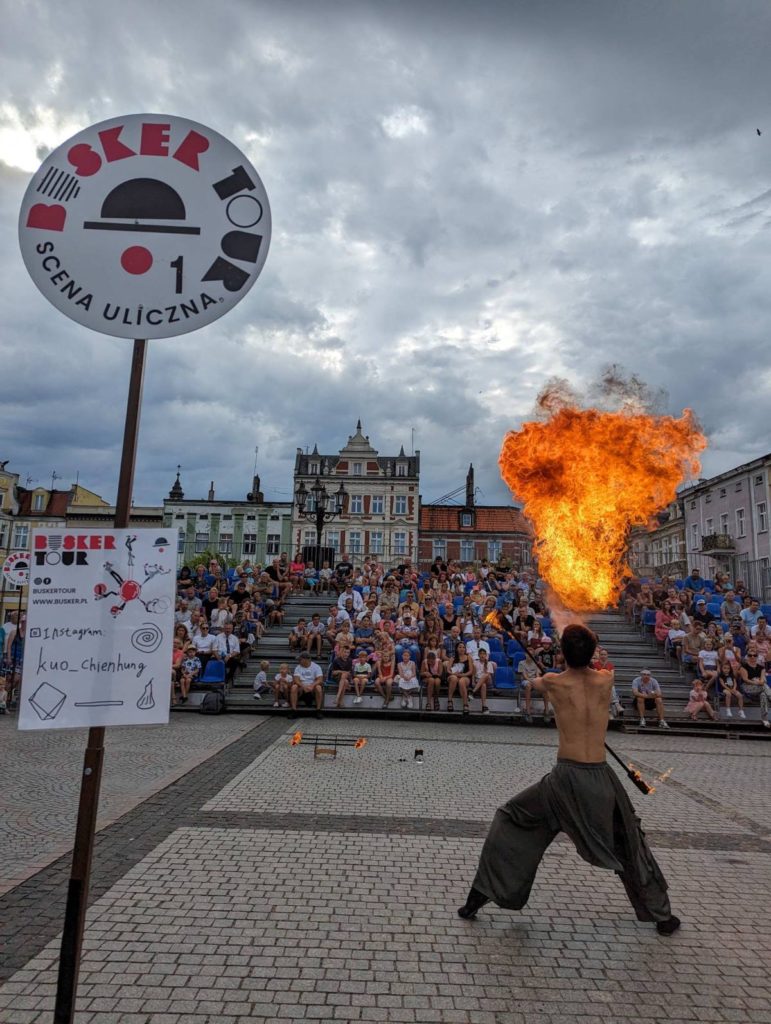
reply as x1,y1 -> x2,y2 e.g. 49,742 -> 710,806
2,0 -> 771,507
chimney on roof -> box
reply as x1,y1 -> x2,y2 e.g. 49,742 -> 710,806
466,464 -> 475,508
208,481 -> 215,501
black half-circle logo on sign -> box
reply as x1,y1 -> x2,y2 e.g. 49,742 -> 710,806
83,178 -> 200,235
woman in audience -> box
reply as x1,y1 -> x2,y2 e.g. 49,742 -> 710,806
446,640 -> 474,714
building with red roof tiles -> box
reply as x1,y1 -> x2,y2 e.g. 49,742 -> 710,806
418,465 -> 533,569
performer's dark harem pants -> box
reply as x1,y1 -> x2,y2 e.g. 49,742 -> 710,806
473,759 -> 672,922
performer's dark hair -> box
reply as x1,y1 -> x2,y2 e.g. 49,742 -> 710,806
560,624 -> 597,668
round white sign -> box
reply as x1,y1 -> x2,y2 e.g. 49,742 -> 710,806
2,552 -> 31,587
18,113 -> 271,339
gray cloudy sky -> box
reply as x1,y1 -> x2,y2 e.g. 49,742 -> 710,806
3,0 -> 771,507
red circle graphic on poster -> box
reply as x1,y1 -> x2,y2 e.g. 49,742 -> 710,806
18,114 -> 271,339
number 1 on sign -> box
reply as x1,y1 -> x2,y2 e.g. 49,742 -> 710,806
170,255 -> 183,294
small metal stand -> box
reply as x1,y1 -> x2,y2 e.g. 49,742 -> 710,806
289,733 -> 366,759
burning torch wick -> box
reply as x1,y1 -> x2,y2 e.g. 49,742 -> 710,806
290,731 -> 302,746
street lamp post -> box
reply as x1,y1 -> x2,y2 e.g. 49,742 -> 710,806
295,476 -> 348,567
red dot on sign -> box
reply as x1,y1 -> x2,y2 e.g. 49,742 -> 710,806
120,246 -> 153,274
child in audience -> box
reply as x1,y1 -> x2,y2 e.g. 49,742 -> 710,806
395,649 -> 420,709
273,663 -> 292,708
289,618 -> 307,651
253,659 -> 270,700
352,649 -> 373,704
684,679 -> 716,721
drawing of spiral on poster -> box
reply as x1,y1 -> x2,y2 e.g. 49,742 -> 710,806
130,622 -> 163,654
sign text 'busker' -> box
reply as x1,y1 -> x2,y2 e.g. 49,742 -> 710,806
19,529 -> 177,730
18,114 -> 271,339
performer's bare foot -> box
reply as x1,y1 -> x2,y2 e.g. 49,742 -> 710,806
656,915 -> 681,935
457,887 -> 489,919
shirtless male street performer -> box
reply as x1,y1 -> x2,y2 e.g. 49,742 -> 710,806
458,623 -> 681,935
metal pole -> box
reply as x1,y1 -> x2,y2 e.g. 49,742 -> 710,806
53,339 -> 147,1024
10,585 -> 23,708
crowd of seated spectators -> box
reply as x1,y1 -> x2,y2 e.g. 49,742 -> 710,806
622,568 -> 771,728
171,551 -> 561,717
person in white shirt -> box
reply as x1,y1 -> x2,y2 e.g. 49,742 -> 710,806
470,649 -> 494,714
290,652 -> 324,717
466,627 -> 491,663
338,585 -> 364,612
395,650 -> 420,709
190,622 -> 217,669
214,623 -> 241,683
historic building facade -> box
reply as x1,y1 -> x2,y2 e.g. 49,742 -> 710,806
418,465 -> 532,569
291,422 -> 420,566
162,468 -> 293,567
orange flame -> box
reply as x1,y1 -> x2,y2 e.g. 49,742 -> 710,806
655,767 -> 673,784
354,737 -> 367,750
499,404 -> 706,611
289,731 -> 303,746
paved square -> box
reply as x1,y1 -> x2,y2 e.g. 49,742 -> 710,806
2,717 -> 769,1023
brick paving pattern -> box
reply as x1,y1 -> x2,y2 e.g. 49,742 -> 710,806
0,712 -> 264,895
2,717 -> 769,1023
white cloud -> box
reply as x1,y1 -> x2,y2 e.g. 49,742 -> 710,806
2,0 -> 771,509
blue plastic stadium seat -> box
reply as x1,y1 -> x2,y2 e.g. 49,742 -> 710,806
453,596 -> 464,610
494,666 -> 515,689
199,660 -> 226,686
673,580 -> 685,590
506,639 -> 524,657
490,651 -> 507,667
760,604 -> 771,619
511,652 -> 526,674
707,603 -> 722,616
488,637 -> 503,653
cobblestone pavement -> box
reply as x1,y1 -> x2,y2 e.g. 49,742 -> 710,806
0,713 -> 264,894
2,718 -> 769,1023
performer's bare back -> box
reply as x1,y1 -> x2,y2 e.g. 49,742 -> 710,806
537,666 -> 613,763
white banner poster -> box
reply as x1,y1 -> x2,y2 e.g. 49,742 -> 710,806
18,528 -> 177,730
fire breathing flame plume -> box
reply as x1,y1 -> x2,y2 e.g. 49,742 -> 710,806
655,767 -> 673,784
290,731 -> 303,746
354,737 -> 367,750
498,381 -> 706,611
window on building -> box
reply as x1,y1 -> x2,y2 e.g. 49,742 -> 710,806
735,482 -> 742,491
736,508 -> 746,538
369,530 -> 383,554
690,500 -> 696,510
720,513 -> 728,534
0,489 -> 6,509
705,493 -> 712,504
397,463 -> 406,476
371,495 -> 384,515
719,488 -> 726,498
327,497 -> 337,514
219,532 -> 233,554
393,531 -> 407,555
758,502 -> 768,533
304,494 -> 316,513
266,533 -> 281,556
33,493 -> 45,511
0,521 -> 7,549
350,495 -> 363,514
690,523 -> 699,550
432,539 -> 447,560
353,463 -> 362,476
175,513 -> 185,520
705,518 -> 713,535
177,533 -> 185,554
488,540 -> 502,563
195,532 -> 209,553
303,530 -> 315,549
309,463 -> 318,475
243,533 -> 257,555
349,531 -> 362,554
326,530 -> 340,553
460,539 -> 475,562
755,474 -> 764,485
12,524 -> 29,549
461,513 -> 472,527
394,495 -> 407,516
